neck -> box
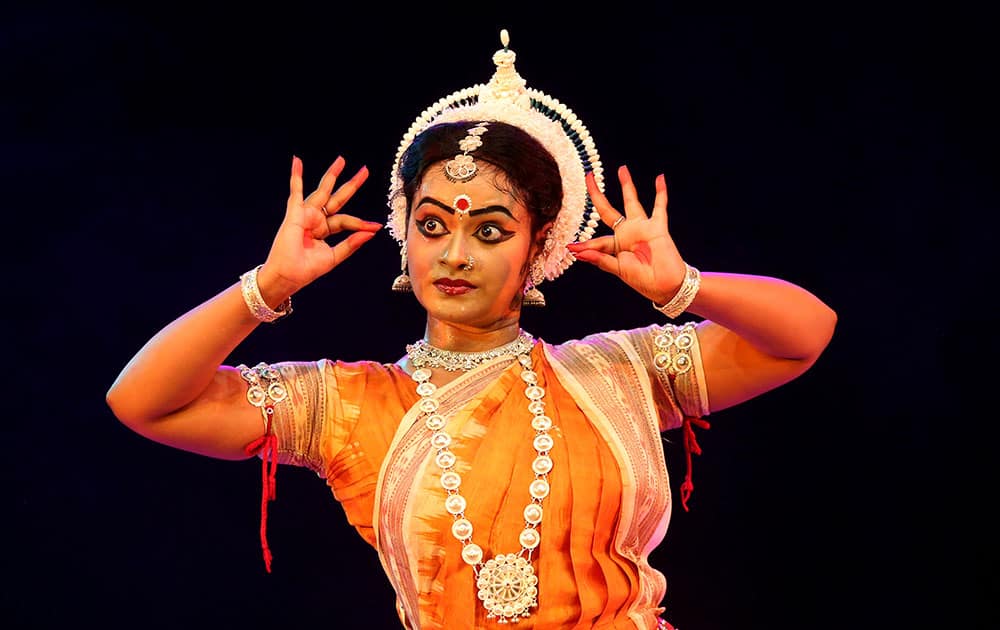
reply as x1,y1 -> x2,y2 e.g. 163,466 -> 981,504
423,318 -> 523,352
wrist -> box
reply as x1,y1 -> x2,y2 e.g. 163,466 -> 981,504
256,264 -> 298,308
239,265 -> 293,323
652,263 -> 701,319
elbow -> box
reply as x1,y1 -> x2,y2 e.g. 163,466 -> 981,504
105,385 -> 134,427
105,382 -> 154,430
804,303 -> 838,362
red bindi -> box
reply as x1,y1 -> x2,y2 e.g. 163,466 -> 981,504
453,194 -> 472,218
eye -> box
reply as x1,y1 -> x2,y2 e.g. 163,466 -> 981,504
476,223 -> 511,243
416,217 -> 447,236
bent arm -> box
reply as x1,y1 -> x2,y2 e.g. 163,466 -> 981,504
107,156 -> 376,459
105,269 -> 296,460
689,271 -> 837,413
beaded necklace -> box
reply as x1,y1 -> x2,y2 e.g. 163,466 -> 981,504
407,330 -> 553,623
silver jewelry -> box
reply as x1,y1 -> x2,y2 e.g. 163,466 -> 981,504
611,215 -> 625,230
444,123 -> 490,182
652,263 -> 701,319
460,255 -> 475,271
239,265 -> 293,323
387,29 -> 606,289
652,323 -> 697,375
236,362 -> 288,428
406,331 -> 534,372
392,242 -> 413,293
522,281 -> 546,307
321,205 -> 330,217
407,330 -> 551,623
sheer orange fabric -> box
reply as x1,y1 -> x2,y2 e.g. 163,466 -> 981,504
263,326 -> 708,629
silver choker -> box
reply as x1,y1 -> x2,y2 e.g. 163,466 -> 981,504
406,331 -> 535,372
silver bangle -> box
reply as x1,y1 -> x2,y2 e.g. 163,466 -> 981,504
652,263 -> 700,319
240,265 -> 292,323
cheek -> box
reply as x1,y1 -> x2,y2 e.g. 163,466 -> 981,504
495,247 -> 532,290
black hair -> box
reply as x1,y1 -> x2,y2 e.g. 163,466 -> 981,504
397,121 -> 563,236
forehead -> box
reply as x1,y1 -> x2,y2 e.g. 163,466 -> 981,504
415,165 -> 526,215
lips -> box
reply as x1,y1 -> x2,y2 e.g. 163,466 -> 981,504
434,278 -> 475,295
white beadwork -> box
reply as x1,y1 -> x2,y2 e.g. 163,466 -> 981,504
408,330 -> 553,624
387,30 -> 604,286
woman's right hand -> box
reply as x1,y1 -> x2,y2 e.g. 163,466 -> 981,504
257,156 -> 381,303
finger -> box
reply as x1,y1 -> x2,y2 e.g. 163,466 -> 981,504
304,157 -> 346,212
567,234 -> 616,256
571,248 -> 622,277
288,156 -> 304,208
327,230 -> 379,267
324,214 -> 383,235
618,165 -> 645,219
651,173 -> 668,222
586,171 -> 624,229
316,156 -> 346,197
324,165 -> 369,216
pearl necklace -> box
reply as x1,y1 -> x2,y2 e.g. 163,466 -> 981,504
407,331 -> 554,624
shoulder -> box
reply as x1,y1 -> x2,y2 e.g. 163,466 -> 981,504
543,323 -> 666,351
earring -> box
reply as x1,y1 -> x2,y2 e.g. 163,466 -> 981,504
522,255 -> 546,306
522,282 -> 546,307
392,243 -> 412,293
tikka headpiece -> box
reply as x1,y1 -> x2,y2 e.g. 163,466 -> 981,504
387,28 -> 605,284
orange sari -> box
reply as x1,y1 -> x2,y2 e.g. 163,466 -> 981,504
265,323 -> 708,629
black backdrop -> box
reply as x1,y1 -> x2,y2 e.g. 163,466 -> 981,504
6,4 -> 993,629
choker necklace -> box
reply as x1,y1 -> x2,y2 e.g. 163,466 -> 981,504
406,331 -> 535,372
406,330 -> 553,624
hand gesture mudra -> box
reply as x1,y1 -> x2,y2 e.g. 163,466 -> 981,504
568,165 -> 688,305
261,156 -> 381,295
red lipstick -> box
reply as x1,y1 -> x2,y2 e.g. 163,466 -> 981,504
434,278 -> 475,295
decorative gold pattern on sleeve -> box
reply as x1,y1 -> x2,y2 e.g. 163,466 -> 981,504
270,361 -> 327,474
652,322 -> 709,419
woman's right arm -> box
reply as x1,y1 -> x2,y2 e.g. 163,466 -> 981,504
106,156 -> 380,460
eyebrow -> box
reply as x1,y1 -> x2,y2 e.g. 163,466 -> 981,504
416,197 -> 519,221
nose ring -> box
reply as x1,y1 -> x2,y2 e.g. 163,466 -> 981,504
460,255 -> 475,271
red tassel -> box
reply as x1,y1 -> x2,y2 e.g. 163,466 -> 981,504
679,416 -> 710,512
242,405 -> 278,572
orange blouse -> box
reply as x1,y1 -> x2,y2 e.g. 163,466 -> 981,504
262,323 -> 709,629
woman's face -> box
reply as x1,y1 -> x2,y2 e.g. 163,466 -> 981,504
406,164 -> 539,330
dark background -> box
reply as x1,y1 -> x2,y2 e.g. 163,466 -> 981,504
5,4 -> 993,629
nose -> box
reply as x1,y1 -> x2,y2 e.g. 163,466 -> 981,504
439,233 -> 475,271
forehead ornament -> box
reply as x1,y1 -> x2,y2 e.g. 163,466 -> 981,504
453,194 -> 473,219
388,28 -> 605,286
444,122 -> 489,183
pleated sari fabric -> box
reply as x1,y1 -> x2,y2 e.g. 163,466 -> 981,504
265,323 -> 709,629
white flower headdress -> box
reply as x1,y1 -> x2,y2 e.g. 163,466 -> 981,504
386,29 -> 605,284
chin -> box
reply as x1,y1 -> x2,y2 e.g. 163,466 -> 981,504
422,300 -> 509,329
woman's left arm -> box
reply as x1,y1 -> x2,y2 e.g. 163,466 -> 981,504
568,166 -> 837,413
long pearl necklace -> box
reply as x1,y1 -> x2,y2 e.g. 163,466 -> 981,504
407,330 -> 554,624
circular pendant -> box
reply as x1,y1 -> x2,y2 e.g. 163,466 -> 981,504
476,553 -> 538,623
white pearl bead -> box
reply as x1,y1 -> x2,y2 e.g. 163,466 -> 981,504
441,470 -> 461,490
533,434 -> 554,452
452,518 -> 473,540
519,528 -> 540,549
532,455 -> 553,475
462,543 -> 483,565
445,494 -> 467,515
523,504 -> 543,524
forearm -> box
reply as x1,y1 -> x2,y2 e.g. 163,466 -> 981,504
106,279 -> 278,423
685,272 -> 837,360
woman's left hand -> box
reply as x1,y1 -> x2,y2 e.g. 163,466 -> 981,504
567,165 -> 688,304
